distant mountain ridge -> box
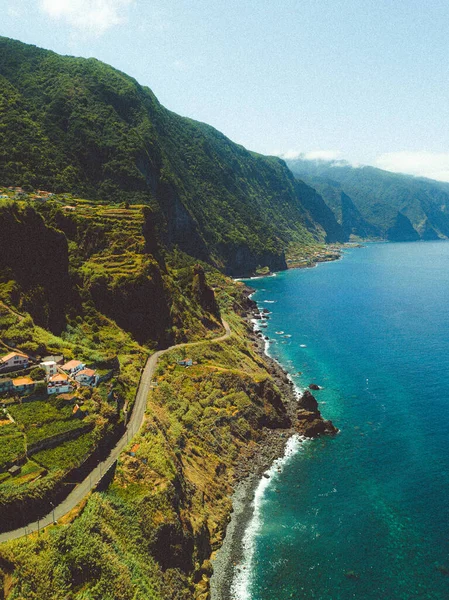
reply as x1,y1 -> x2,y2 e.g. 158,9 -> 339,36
0,36 -> 345,276
286,157 -> 449,242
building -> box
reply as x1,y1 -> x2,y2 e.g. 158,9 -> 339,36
42,355 -> 64,365
74,368 -> 98,387
12,377 -> 35,395
0,352 -> 30,373
61,360 -> 85,376
177,358 -> 193,367
40,361 -> 58,379
47,373 -> 73,395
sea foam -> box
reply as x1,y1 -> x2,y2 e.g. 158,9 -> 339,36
230,435 -> 304,600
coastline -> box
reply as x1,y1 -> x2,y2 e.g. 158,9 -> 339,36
210,289 -> 336,599
210,312 -> 297,599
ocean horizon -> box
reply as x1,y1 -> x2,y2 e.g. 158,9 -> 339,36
238,241 -> 449,600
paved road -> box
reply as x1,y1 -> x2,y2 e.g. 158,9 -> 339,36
0,320 -> 231,543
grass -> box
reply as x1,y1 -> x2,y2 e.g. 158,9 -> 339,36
32,430 -> 97,471
0,422 -> 26,470
8,399 -> 91,447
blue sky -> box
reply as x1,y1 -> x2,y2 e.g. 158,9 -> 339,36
2,0 -> 449,180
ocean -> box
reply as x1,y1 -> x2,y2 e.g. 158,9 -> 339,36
237,241 -> 449,600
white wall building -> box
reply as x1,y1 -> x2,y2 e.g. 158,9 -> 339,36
40,361 -> 58,379
47,373 -> 73,395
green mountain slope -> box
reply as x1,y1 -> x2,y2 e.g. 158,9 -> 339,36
286,157 -> 449,241
0,37 -> 344,276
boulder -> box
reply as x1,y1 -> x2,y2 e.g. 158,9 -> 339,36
298,390 -> 319,412
296,390 -> 338,437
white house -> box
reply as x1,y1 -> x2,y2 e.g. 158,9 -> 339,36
40,361 -> 58,379
177,358 -> 193,367
0,351 -> 30,372
74,368 -> 98,387
61,360 -> 85,377
47,373 -> 73,395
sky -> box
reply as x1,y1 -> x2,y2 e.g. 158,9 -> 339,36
1,0 -> 449,180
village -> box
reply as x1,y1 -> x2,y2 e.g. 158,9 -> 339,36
0,346 -> 118,482
0,350 -> 109,398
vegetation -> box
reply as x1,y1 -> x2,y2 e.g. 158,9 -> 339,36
0,36 -> 346,276
0,36 -> 348,600
0,299 -> 291,599
32,431 -> 97,472
8,399 -> 91,447
287,157 -> 449,241
0,422 -> 26,471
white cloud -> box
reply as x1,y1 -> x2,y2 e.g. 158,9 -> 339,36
302,150 -> 342,161
376,152 -> 449,182
278,149 -> 343,162
39,0 -> 133,36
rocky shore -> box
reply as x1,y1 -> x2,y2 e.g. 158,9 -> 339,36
210,294 -> 337,600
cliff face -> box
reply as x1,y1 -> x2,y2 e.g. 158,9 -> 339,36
386,212 -> 420,242
286,157 -> 449,242
87,258 -> 172,345
0,204 -> 71,333
0,37 -> 345,276
0,311 -> 297,600
0,203 -> 222,349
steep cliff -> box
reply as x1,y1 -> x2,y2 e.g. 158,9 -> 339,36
287,157 -> 449,241
0,37 -> 344,275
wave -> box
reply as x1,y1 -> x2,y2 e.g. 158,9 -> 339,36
230,435 -> 305,600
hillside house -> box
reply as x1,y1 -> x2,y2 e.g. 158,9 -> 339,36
0,352 -> 30,373
178,358 -> 193,367
74,368 -> 98,387
42,355 -> 64,365
61,360 -> 85,377
12,377 -> 35,395
48,373 -> 73,395
40,361 -> 58,379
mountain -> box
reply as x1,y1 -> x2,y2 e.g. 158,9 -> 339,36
0,37 -> 345,276
286,157 -> 449,241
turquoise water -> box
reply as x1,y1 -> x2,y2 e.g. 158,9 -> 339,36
240,242 -> 449,600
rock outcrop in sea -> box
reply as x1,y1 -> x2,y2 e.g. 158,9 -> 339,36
296,390 -> 338,437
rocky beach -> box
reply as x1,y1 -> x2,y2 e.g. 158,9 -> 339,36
210,293 -> 337,600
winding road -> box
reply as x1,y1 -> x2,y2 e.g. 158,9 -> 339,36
0,320 -> 231,543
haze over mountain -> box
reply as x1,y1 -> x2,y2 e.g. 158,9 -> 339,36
286,157 -> 449,242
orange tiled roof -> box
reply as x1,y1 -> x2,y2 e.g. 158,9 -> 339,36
49,373 -> 68,382
62,360 -> 83,370
12,377 -> 33,386
77,368 -> 96,377
1,351 -> 29,363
